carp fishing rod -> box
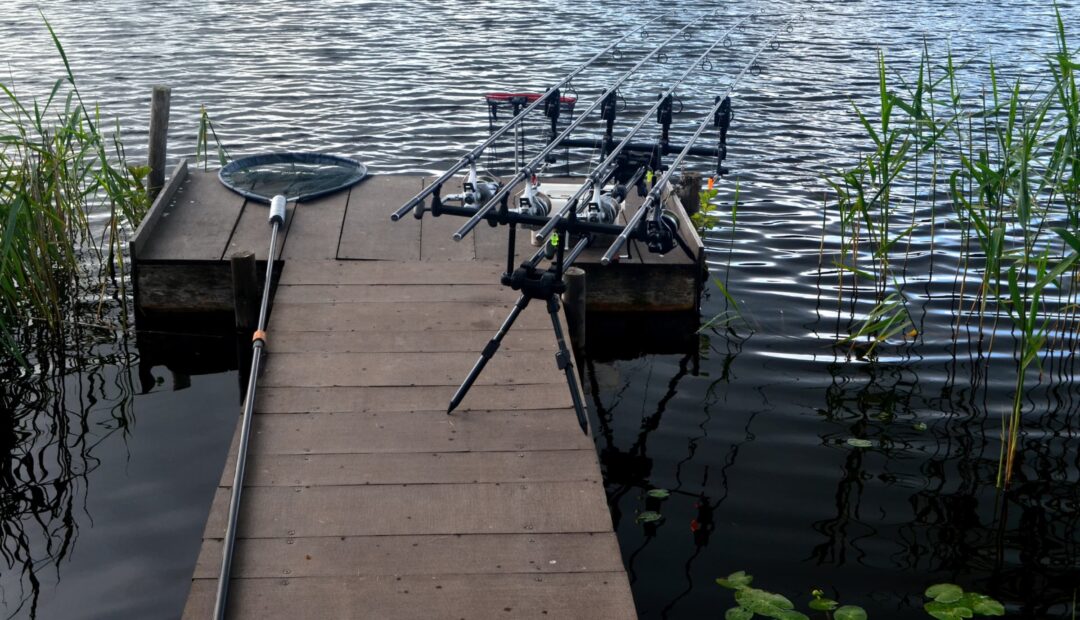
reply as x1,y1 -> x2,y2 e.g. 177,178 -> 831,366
389,9 -> 676,223
601,13 -> 800,266
531,11 -> 762,245
214,195 -> 287,620
444,13 -> 801,422
449,7 -> 727,242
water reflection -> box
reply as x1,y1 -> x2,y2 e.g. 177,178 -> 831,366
586,328 -> 1078,618
0,325 -> 135,618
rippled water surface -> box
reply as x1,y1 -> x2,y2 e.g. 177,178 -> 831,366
2,0 -> 1080,618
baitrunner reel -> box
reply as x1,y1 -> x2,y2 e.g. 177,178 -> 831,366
581,183 -> 620,225
446,162 -> 499,208
516,174 -> 552,218
644,209 -> 681,254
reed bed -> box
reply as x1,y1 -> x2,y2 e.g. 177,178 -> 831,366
824,8 -> 1079,487
0,20 -> 149,364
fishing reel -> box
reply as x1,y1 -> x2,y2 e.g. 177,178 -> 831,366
516,174 -> 552,218
579,183 -> 620,225
447,163 -> 499,208
644,208 -> 681,254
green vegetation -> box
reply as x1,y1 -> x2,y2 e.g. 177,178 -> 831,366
0,18 -> 149,361
824,7 -> 1079,486
716,571 -> 1004,619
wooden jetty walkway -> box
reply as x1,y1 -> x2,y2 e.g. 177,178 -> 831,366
134,166 -> 675,618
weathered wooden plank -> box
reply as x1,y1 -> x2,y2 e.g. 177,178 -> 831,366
203,481 -> 613,538
184,572 -> 636,620
273,283 -> 513,304
259,351 -> 555,387
135,261 -> 233,313
474,217 -> 539,263
280,259 -> 501,285
243,410 -> 593,455
268,329 -> 554,354
139,170 -> 246,260
220,450 -> 600,487
192,532 -> 624,579
254,384 -> 571,413
421,212 -> 476,261
131,159 -> 187,259
280,189 -> 351,261
576,261 -> 699,312
266,301 -> 549,333
337,176 -> 422,261
222,199 -> 295,261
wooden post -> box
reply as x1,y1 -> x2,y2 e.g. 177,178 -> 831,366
675,171 -> 702,216
562,267 -> 586,348
230,251 -> 259,332
148,86 -> 171,199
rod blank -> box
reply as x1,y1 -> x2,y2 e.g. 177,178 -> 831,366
389,10 -> 677,222
451,9 -> 723,242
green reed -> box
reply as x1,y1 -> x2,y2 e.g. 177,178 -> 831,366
0,17 -> 149,362
826,7 -> 1080,487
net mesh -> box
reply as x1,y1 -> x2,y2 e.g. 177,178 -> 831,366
218,153 -> 368,203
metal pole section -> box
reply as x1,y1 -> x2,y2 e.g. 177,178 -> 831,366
601,15 -> 798,265
213,196 -> 287,620
447,295 -> 531,414
533,12 -> 758,243
389,10 -> 676,222
452,10 -> 722,242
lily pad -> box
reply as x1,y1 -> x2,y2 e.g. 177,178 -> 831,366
846,438 -> 874,448
913,421 -> 928,431
725,607 -> 753,620
716,570 -> 754,589
809,597 -> 839,611
835,605 -> 868,620
926,583 -> 964,604
646,488 -> 671,499
636,511 -> 663,524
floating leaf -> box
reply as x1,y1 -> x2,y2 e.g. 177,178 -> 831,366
725,607 -> 753,620
966,594 -> 1005,616
646,489 -> 671,499
913,422 -> 928,431
926,583 -> 964,604
636,511 -> 663,524
809,597 -> 839,611
716,570 -> 754,589
835,605 -> 868,620
846,438 -> 873,448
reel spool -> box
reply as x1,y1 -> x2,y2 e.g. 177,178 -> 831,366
580,184 -> 620,225
645,209 -> 680,254
517,175 -> 552,218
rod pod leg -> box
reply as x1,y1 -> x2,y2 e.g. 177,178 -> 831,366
447,294 -> 531,414
546,296 -> 589,434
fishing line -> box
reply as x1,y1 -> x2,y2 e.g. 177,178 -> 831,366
534,10 -> 764,243
450,8 -> 728,241
391,9 -> 678,221
601,11 -> 804,264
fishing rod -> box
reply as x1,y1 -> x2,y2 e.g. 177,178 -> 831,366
602,13 -> 799,266
389,10 -> 676,222
213,195 -> 287,620
532,11 -> 761,244
449,8 -> 725,242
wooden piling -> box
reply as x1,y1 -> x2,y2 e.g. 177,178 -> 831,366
675,171 -> 702,216
148,86 -> 171,199
563,266 -> 586,348
230,251 -> 259,332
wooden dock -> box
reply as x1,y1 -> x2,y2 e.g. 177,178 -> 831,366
127,164 -> 706,618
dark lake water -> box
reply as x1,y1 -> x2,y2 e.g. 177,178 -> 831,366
2,0 -> 1079,618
